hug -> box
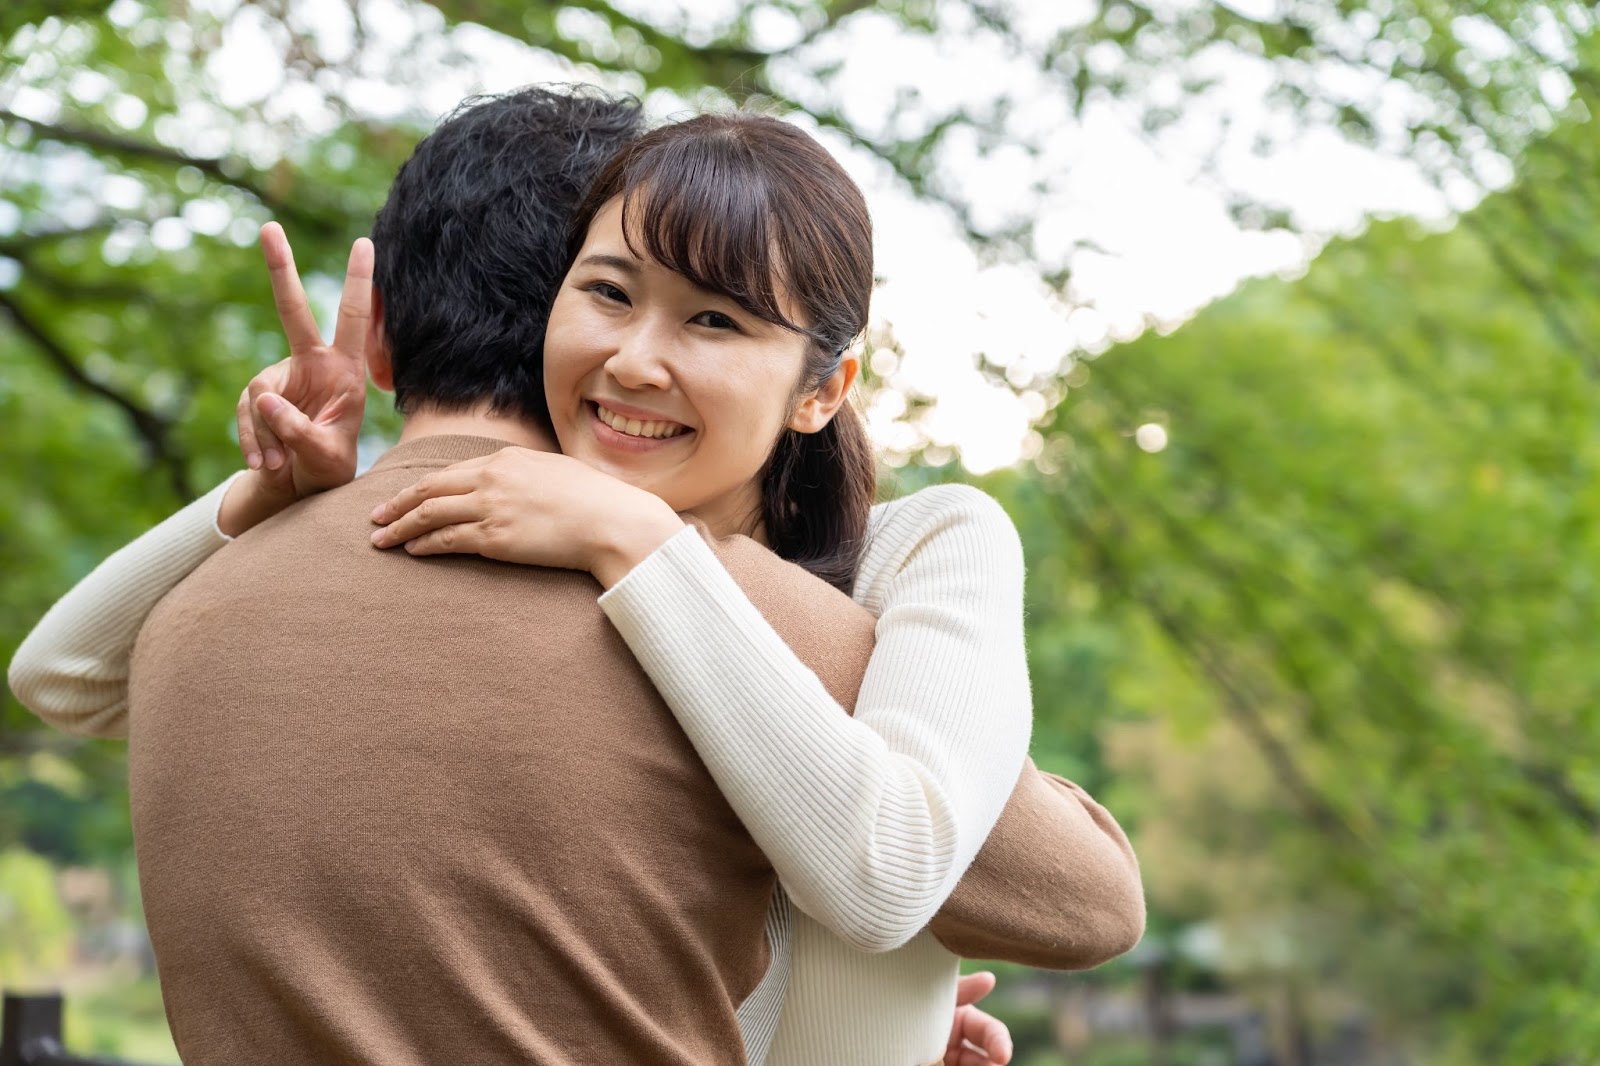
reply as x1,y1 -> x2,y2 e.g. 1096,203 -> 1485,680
9,84 -> 1144,1066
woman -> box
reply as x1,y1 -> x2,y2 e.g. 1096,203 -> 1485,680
12,112 -> 1032,1065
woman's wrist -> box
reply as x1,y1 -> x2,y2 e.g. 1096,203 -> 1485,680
589,496 -> 686,589
217,470 -> 297,538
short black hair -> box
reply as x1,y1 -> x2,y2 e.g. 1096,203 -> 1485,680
371,85 -> 644,422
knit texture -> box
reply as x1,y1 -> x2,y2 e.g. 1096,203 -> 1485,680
8,472 -> 241,738
12,455 -> 1146,1065
124,436 -> 874,1066
599,483 -> 1038,1064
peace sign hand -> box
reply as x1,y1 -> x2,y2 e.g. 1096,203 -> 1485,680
237,222 -> 373,500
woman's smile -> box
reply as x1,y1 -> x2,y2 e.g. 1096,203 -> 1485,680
588,399 -> 694,452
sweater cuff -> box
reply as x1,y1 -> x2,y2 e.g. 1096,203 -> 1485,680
208,470 -> 249,543
596,524 -> 721,624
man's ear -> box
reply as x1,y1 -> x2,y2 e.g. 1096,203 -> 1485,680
366,286 -> 394,393
788,352 -> 859,434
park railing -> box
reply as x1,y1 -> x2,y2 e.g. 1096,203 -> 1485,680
1,994 -> 147,1066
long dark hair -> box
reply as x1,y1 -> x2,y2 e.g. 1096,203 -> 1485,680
567,113 -> 877,591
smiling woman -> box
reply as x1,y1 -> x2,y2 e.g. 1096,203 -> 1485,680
548,198 -> 818,533
548,199 -> 863,567
548,112 -> 877,589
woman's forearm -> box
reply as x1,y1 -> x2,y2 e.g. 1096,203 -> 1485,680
598,485 -> 1032,953
8,472 -> 253,738
217,468 -> 298,537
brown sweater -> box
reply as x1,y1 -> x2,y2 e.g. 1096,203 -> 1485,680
128,435 -> 1141,1066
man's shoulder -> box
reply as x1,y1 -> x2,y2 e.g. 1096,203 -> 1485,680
152,465 -> 594,631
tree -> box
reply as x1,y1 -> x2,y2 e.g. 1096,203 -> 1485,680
3,2 -> 1595,1060
986,79 -> 1600,1058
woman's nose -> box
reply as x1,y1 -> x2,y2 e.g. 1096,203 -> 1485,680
604,325 -> 674,391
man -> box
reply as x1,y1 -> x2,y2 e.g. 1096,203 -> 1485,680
12,86 -> 1142,1065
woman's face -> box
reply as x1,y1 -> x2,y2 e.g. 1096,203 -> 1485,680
543,197 -> 815,537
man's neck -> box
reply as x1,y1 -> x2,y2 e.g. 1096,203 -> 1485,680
397,404 -> 558,452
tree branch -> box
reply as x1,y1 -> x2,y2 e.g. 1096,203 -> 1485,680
1052,471 -> 1361,844
0,289 -> 193,500
0,220 -> 123,252
0,109 -> 343,237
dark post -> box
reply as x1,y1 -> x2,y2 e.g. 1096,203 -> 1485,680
2,994 -> 64,1066
1136,942 -> 1175,1066
1,993 -> 143,1066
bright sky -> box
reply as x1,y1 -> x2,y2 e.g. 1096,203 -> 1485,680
16,0 -> 1473,472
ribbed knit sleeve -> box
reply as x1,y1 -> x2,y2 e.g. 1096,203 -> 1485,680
598,483 -> 1032,953
8,473 -> 242,739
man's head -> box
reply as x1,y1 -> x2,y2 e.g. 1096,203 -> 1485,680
368,85 -> 644,424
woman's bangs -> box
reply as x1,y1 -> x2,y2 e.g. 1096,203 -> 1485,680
617,151 -> 801,334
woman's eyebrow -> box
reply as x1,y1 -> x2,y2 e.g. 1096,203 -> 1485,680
578,253 -> 640,274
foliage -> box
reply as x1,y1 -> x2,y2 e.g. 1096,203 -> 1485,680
2,1 -> 1596,1062
0,847 -> 73,983
984,80 -> 1600,1060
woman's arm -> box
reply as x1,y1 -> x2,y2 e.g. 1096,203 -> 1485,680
704,527 -> 1144,970
598,484 -> 1033,953
368,465 -> 1035,952
8,472 -> 280,737
9,228 -> 372,739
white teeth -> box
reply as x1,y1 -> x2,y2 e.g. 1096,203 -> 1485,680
596,404 -> 686,440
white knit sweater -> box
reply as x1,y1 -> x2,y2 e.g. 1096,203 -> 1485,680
9,471 -> 1033,1066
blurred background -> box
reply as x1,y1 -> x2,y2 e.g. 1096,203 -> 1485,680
2,1 -> 1596,1063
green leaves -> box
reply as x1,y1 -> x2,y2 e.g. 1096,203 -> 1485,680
990,79 -> 1600,1058
2,1 -> 1596,1060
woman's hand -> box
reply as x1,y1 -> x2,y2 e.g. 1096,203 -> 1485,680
369,448 -> 686,588
218,225 -> 373,537
946,972 -> 1013,1065
239,223 -> 373,498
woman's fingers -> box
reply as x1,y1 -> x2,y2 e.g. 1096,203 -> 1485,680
371,489 -> 485,548
260,222 -> 324,356
244,361 -> 290,469
255,393 -> 316,451
245,375 -> 286,471
369,459 -> 493,526
237,388 -> 263,469
330,237 -> 375,358
947,1007 -> 1011,1065
396,521 -> 490,558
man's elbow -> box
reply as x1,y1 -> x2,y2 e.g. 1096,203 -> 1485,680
1091,878 -> 1148,966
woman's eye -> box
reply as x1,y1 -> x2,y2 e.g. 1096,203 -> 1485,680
587,282 -> 629,304
691,310 -> 739,331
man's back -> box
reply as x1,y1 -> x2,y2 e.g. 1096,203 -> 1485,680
127,436 -> 871,1065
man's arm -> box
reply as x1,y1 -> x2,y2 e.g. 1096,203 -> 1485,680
929,761 -> 1145,969
702,529 -> 1143,970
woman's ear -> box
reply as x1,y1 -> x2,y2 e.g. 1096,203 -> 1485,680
366,286 -> 395,393
788,352 -> 859,434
